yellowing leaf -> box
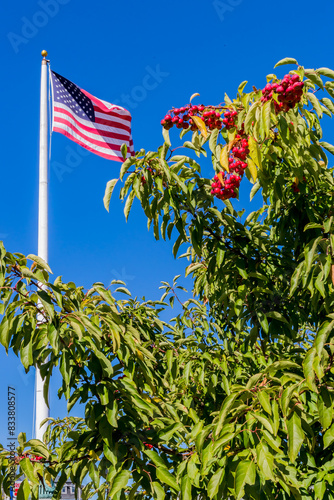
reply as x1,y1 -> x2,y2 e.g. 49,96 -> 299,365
248,136 -> 262,169
136,349 -> 144,360
220,145 -> 229,172
227,128 -> 236,145
190,92 -> 200,102
89,450 -> 101,460
247,158 -> 258,182
44,472 -> 53,487
217,173 -> 225,185
192,115 -> 208,139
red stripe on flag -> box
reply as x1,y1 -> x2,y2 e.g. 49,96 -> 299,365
53,117 -> 126,153
54,107 -> 132,142
53,126 -> 124,161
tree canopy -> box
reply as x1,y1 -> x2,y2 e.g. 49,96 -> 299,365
2,57 -> 334,499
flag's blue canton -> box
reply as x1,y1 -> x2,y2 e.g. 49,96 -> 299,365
51,71 -> 95,122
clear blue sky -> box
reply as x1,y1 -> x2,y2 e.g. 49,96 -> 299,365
1,0 -> 334,448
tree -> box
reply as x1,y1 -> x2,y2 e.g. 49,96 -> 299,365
1,57 -> 334,499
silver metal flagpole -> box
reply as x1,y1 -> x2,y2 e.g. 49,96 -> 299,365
35,49 -> 50,442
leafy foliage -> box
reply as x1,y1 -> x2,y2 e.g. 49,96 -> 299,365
2,60 -> 334,499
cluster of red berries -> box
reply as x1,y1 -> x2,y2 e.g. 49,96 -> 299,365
222,110 -> 238,129
211,133 -> 249,200
261,73 -> 304,113
143,442 -> 154,449
161,105 -> 222,131
211,172 -> 240,200
231,135 -> 249,161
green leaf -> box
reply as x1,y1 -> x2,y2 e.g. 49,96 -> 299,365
250,181 -> 261,200
274,57 -> 298,68
264,360 -> 300,374
37,289 -> 55,320
235,460 -> 256,500
103,179 -> 118,212
287,411 -> 305,463
256,310 -> 269,334
258,390 -> 272,415
321,97 -> 334,114
256,442 -> 275,481
261,100 -> 272,138
315,320 -> 334,357
145,449 -> 168,469
320,141 -> 334,156
17,479 -> 31,500
120,158 -> 133,180
124,190 -> 135,221
262,430 -> 282,453
323,423 -> 334,449
26,439 -> 50,459
20,338 -> 33,369
27,254 -> 52,274
238,80 -> 248,94
317,387 -> 333,430
152,482 -> 165,500
162,128 -> 171,146
181,476 -> 192,500
158,421 -> 183,441
251,412 -> 274,433
314,481 -> 326,500
209,128 -> 219,154
318,67 -> 334,79
109,470 -> 131,498
266,311 -> 289,325
215,392 -> 240,437
19,458 -> 39,485
121,143 -> 128,160
156,468 -> 179,492
307,92 -> 323,118
244,102 -> 260,132
303,347 -> 318,392
305,70 -> 324,90
207,468 -> 224,499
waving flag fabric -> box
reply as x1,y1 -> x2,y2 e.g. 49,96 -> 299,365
50,70 -> 134,161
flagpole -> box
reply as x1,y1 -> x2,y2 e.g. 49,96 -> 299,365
35,49 -> 50,442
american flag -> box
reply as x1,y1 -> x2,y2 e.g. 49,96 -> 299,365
50,70 -> 134,161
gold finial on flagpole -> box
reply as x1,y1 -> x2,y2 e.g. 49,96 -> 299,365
41,50 -> 48,58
